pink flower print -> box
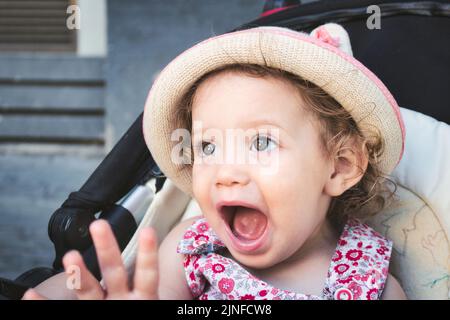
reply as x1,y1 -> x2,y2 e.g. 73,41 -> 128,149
369,270 -> 382,285
346,249 -> 363,261
332,250 -> 343,262
212,263 -> 225,274
204,262 -> 212,270
334,288 -> 353,300
184,230 -> 197,239
200,294 -> 208,300
193,234 -> 209,250
366,288 -> 378,300
195,234 -> 209,242
218,278 -> 235,294
339,239 -> 348,246
334,263 -> 350,275
191,255 -> 200,267
259,290 -> 268,297
184,255 -> 191,267
376,245 -> 389,255
240,294 -> 255,300
196,222 -> 209,233
348,282 -> 363,300
189,271 -> 196,281
338,275 -> 353,284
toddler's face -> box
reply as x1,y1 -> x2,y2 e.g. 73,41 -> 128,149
191,72 -> 334,269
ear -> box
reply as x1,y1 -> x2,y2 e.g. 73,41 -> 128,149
324,139 -> 369,197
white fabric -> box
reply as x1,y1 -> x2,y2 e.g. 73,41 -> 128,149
367,108 -> 450,299
121,180 -> 191,272
393,107 -> 450,239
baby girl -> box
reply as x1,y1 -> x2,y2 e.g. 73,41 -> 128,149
24,23 -> 406,300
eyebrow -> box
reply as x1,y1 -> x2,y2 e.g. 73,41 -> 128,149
196,118 -> 284,131
240,118 -> 284,128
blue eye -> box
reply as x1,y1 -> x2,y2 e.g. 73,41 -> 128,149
201,141 -> 215,156
251,135 -> 277,152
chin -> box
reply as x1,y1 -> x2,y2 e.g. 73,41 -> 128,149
228,246 -> 283,270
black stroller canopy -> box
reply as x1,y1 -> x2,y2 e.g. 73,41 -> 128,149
240,0 -> 450,123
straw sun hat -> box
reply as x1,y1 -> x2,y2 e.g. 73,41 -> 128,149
142,23 -> 405,197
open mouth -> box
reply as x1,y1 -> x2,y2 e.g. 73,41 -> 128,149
217,203 -> 269,253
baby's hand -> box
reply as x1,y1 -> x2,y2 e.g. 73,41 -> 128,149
23,220 -> 159,300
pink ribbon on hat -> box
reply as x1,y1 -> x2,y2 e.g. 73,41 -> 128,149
314,26 -> 340,48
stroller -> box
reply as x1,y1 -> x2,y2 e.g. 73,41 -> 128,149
1,0 -> 449,300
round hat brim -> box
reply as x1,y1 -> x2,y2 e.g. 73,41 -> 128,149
143,27 -> 405,196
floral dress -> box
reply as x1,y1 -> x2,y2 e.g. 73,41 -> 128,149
176,217 -> 392,300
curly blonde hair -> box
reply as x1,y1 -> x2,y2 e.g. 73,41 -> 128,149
174,63 -> 396,222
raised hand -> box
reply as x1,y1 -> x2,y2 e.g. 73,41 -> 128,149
23,220 -> 159,300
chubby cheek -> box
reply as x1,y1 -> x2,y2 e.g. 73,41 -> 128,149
258,151 -> 321,221
192,166 -> 209,208
257,151 -> 325,247
192,165 -> 218,222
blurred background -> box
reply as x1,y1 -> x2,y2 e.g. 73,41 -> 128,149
0,0 -> 281,280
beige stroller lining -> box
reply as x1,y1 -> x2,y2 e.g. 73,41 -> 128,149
121,107 -> 450,300
366,108 -> 450,300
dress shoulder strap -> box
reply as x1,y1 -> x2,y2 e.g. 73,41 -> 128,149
323,219 -> 393,300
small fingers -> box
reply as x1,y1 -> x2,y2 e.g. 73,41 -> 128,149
133,228 -> 159,299
89,220 -> 129,296
62,250 -> 105,300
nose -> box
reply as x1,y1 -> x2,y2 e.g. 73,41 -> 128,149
215,164 -> 250,189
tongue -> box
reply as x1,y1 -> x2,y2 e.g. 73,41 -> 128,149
232,206 -> 267,240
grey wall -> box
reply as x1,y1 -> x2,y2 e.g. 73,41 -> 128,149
0,155 -> 103,280
0,54 -> 106,280
105,0 -> 264,147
